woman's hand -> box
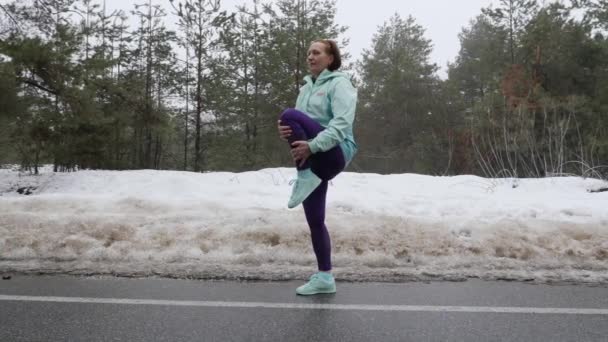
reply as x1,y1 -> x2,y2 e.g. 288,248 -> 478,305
277,120 -> 292,141
290,141 -> 312,167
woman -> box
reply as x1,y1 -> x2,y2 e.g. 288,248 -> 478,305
277,39 -> 357,295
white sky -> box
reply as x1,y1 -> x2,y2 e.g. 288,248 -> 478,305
102,0 -> 499,78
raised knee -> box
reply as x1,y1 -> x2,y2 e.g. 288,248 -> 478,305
280,108 -> 300,121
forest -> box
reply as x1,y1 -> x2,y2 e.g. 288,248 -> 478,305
1,0 -> 606,178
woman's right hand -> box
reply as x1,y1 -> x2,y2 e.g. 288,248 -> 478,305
278,120 -> 292,141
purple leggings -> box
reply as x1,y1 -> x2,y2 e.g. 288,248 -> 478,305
279,108 -> 346,271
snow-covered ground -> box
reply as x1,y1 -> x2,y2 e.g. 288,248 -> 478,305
1,166 -> 607,283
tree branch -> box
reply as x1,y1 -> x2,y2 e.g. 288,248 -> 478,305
0,4 -> 22,32
19,77 -> 58,95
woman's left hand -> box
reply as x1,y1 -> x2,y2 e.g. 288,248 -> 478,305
291,141 -> 312,167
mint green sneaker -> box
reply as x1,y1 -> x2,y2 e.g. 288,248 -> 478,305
287,169 -> 322,209
296,273 -> 336,295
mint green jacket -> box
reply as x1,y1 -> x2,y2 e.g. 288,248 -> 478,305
295,69 -> 358,165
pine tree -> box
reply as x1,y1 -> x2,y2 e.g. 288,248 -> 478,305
170,0 -> 230,172
482,0 -> 539,64
357,14 -> 444,173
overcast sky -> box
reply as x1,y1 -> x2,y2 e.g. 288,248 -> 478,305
104,0 -> 499,77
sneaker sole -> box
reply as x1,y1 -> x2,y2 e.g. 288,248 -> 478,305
296,288 -> 336,296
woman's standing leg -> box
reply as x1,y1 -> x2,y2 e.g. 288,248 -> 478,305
302,181 -> 331,271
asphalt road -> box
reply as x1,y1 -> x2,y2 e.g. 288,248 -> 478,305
1,275 -> 607,341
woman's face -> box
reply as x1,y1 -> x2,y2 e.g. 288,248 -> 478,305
307,42 -> 333,77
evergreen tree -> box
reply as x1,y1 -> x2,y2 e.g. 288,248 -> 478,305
357,14 -> 447,173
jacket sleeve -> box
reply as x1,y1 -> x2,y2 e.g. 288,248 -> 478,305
294,83 -> 308,111
308,78 -> 357,153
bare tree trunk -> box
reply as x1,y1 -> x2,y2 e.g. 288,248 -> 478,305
184,26 -> 190,171
144,0 -> 154,169
194,10 -> 203,172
